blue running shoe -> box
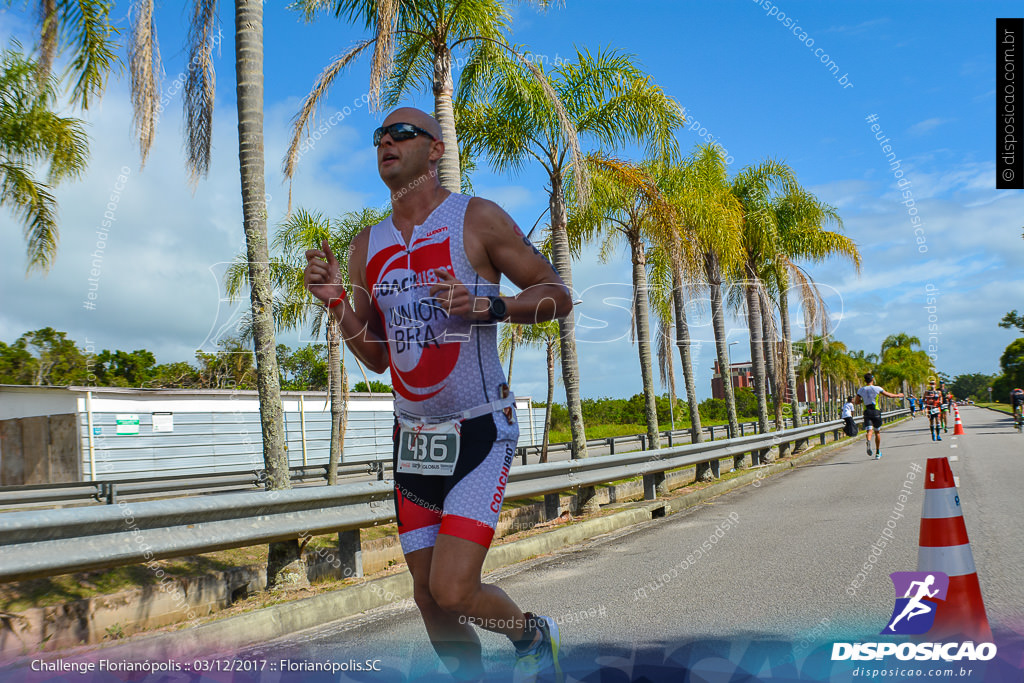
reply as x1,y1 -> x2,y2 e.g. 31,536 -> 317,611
513,614 -> 562,683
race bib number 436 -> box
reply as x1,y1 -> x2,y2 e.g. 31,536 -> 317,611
397,420 -> 461,476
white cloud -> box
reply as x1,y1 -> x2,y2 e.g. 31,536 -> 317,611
908,118 -> 952,136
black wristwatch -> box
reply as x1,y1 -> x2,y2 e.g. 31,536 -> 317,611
487,296 -> 507,322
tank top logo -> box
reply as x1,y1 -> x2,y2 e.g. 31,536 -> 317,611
369,234 -> 461,402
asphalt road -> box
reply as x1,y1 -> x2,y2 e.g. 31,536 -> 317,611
231,406 -> 1023,680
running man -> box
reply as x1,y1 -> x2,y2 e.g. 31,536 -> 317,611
938,382 -> 950,433
907,394 -> 917,418
922,380 -> 944,441
1011,387 -> 1024,429
303,108 -> 570,681
854,373 -> 904,459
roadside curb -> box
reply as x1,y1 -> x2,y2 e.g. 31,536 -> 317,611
12,418 -> 906,663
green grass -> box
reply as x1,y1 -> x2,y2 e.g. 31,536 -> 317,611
976,402 -> 1012,415
548,418 -> 756,444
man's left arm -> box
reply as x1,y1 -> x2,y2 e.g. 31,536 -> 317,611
434,199 -> 573,323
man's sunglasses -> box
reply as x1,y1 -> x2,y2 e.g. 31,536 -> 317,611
373,122 -> 436,146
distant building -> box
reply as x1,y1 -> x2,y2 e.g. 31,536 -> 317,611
711,360 -> 754,399
710,360 -> 822,403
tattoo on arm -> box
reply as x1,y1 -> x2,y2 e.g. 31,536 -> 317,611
512,224 -> 557,274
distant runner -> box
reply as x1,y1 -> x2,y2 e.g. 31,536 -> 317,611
938,384 -> 951,433
922,380 -> 944,442
1011,387 -> 1024,430
854,373 -> 904,459
907,394 -> 917,418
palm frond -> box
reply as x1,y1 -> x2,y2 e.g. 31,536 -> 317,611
283,39 -> 375,180
128,0 -> 161,167
184,0 -> 218,185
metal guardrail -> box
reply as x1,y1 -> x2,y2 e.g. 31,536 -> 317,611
514,417 -> 808,460
0,461 -> 388,509
0,409 -> 906,583
0,415 -> 847,509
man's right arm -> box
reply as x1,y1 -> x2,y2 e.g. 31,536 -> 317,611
303,233 -> 390,374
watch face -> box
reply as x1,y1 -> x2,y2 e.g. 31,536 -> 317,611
489,296 -> 507,319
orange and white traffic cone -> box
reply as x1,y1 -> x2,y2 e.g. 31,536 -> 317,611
919,457 -> 991,641
952,411 -> 965,436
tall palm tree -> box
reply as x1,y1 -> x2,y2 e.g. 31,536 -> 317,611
226,207 -> 386,485
128,0 -> 294,587
570,156 -> 675,456
665,144 -> 745,450
1,48 -> 89,273
498,320 -> 560,463
285,0 -> 569,193
771,185 -> 859,426
648,163 -> 707,474
730,159 -> 796,440
460,48 -> 683,460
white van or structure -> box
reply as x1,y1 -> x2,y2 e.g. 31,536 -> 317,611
0,386 -> 544,485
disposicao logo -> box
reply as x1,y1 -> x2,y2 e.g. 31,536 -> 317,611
882,571 -> 948,635
831,571 -> 997,663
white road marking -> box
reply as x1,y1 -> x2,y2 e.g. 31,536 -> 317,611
950,444 -> 958,448
950,455 -> 959,462
954,476 -> 960,487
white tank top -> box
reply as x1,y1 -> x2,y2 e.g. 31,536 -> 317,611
365,193 -> 507,418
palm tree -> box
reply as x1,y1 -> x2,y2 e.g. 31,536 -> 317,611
648,163 -> 708,474
226,208 -> 386,485
1,48 -> 89,273
666,144 -> 745,451
570,156 -> 675,457
285,0 -> 570,193
878,333 -> 929,399
819,339 -> 854,418
881,333 -> 921,357
498,320 -> 560,462
771,185 -> 859,426
460,48 -> 683,460
730,159 -> 796,441
128,0 -> 294,587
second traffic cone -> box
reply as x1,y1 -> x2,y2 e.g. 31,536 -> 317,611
919,457 -> 991,641
952,411 -> 965,436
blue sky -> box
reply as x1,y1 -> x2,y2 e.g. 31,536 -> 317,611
1,1 -> 1022,403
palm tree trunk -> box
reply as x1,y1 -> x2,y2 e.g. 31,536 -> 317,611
432,47 -> 461,193
744,269 -> 770,462
672,261 -> 707,480
761,296 -> 782,431
548,171 -> 588,460
631,235 -> 661,451
779,285 -> 801,428
506,329 -> 517,385
706,253 -> 743,467
815,366 -> 824,422
541,339 -> 555,464
235,0 -> 304,589
327,319 -> 345,485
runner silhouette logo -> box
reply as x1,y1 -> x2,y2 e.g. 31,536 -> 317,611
882,572 -> 949,635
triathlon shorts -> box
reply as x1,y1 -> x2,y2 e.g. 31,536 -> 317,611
392,411 -> 519,554
863,406 -> 882,431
